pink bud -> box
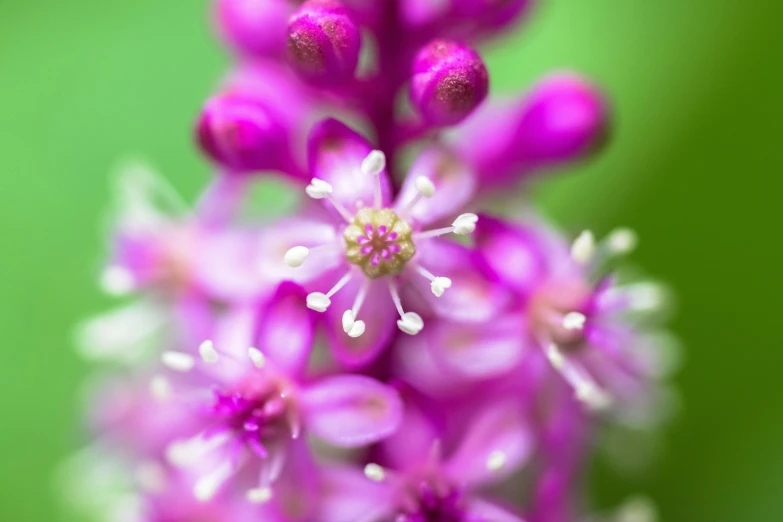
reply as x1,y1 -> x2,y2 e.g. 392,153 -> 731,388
287,0 -> 361,86
411,40 -> 489,126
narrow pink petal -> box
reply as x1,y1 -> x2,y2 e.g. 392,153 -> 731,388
255,282 -> 314,377
464,498 -> 527,522
301,375 -> 403,447
428,314 -> 527,379
318,466 -> 395,522
394,147 -> 476,226
414,239 -> 511,323
307,119 -> 392,210
257,217 -> 342,284
473,214 -> 548,296
378,398 -> 443,471
443,400 -> 533,487
324,278 -> 397,368
194,227 -> 271,302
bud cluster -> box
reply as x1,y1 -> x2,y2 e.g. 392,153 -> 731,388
66,2 -> 676,522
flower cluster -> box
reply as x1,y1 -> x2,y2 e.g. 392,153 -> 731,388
66,1 -> 678,522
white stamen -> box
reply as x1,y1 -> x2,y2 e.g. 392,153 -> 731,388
305,178 -> 333,199
364,463 -> 386,482
284,246 -> 309,267
149,375 -> 171,400
545,343 -> 612,411
326,272 -> 353,298
247,487 -> 273,504
342,310 -> 366,338
161,351 -> 195,372
430,277 -> 452,298
100,265 -> 135,296
606,227 -> 638,255
361,150 -> 386,176
199,340 -> 219,363
616,496 -> 658,522
194,461 -> 235,502
452,213 -> 479,235
622,283 -> 665,311
562,312 -> 586,331
306,292 -> 331,312
415,176 -> 436,198
414,226 -> 455,240
351,280 -> 369,316
486,450 -> 508,471
166,432 -> 230,468
388,281 -> 425,335
248,347 -> 266,368
571,230 -> 595,264
362,150 -> 386,209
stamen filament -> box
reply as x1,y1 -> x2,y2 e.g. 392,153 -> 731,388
326,272 -> 353,298
325,194 -> 354,223
388,280 -> 406,318
352,279 -> 370,316
414,226 -> 454,240
545,342 -> 611,410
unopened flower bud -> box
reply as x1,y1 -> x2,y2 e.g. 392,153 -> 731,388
512,74 -> 609,164
214,0 -> 292,57
411,40 -> 489,126
287,0 -> 361,86
196,94 -> 288,173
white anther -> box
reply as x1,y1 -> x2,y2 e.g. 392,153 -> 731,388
562,312 -> 586,331
161,351 -> 195,372
571,230 -> 595,264
415,176 -> 436,198
247,487 -> 273,504
149,375 -> 171,400
305,178 -> 333,199
486,450 -> 508,471
452,213 -> 479,235
284,246 -> 309,267
361,150 -> 386,176
248,347 -> 266,368
397,312 -> 424,335
607,227 -> 638,255
199,340 -> 219,363
341,310 -> 366,338
624,283 -> 664,311
364,463 -> 386,482
306,292 -> 331,312
430,277 -> 452,297
100,265 -> 134,296
616,496 -> 658,522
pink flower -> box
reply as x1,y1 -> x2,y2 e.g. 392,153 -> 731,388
152,282 -> 403,501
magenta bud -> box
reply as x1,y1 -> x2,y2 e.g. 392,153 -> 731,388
512,74 -> 609,164
196,94 -> 289,174
287,0 -> 361,86
411,40 -> 489,126
214,0 -> 292,57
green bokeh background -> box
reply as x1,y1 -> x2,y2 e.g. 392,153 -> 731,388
1,0 -> 780,520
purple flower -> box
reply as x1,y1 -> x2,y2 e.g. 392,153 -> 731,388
154,282 -> 403,501
276,119 -> 509,366
351,399 -> 532,522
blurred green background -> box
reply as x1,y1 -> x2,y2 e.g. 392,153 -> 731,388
1,0 -> 780,520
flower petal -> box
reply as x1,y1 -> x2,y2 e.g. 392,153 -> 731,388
301,375 -> 403,447
473,214 -> 547,296
427,314 -> 527,379
257,217 -> 342,284
414,239 -> 511,323
395,147 -> 477,226
318,465 -> 395,522
443,400 -> 532,486
324,278 -> 397,367
255,282 -> 314,377
307,119 -> 391,210
464,498 -> 527,522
